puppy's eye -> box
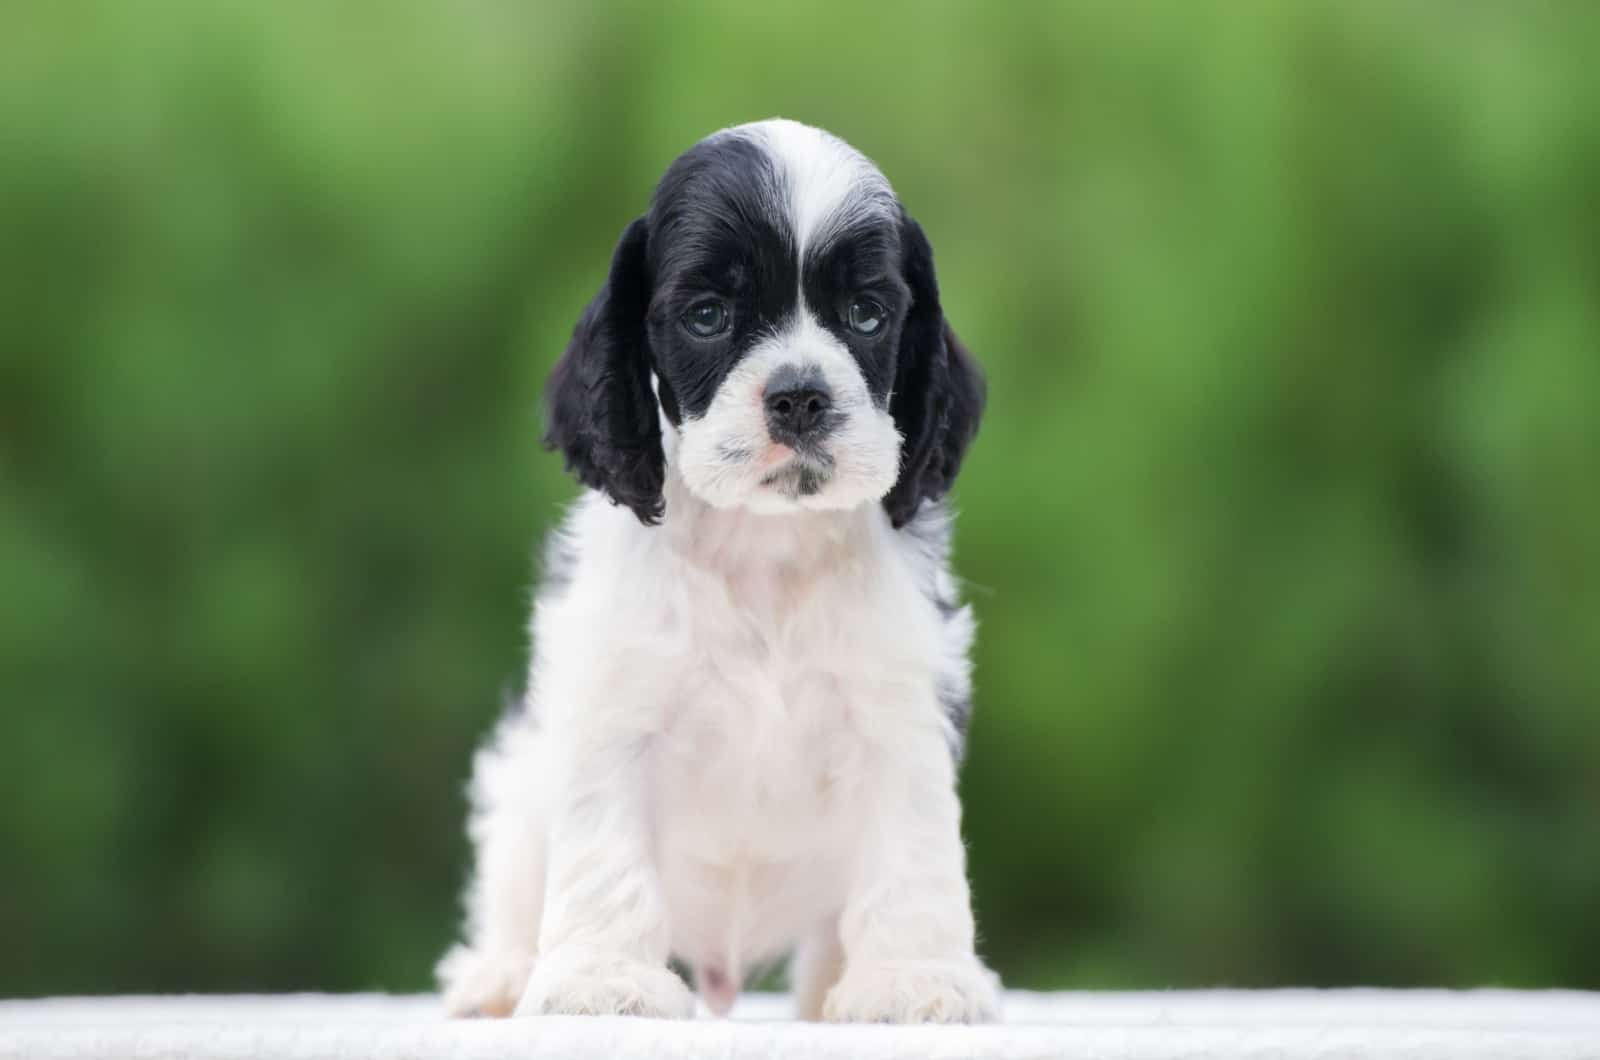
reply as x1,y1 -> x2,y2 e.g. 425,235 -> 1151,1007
682,300 -> 729,338
846,298 -> 886,337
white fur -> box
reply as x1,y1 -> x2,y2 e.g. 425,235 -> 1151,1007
439,475 -> 995,1022
744,118 -> 897,257
438,118 -> 996,1024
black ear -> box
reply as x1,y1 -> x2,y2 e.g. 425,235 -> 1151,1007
542,216 -> 666,525
883,212 -> 986,529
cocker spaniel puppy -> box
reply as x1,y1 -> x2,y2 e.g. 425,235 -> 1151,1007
438,119 -> 995,1023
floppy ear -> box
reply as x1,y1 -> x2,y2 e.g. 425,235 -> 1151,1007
542,216 -> 666,525
883,212 -> 986,529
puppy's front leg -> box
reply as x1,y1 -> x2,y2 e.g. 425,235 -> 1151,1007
515,723 -> 692,1019
825,722 -> 1000,1024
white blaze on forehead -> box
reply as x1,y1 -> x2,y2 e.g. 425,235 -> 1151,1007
733,118 -> 896,256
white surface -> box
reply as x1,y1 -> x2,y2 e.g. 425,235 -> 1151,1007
2,990 -> 1599,1059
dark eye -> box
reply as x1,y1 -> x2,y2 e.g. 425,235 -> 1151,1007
682,300 -> 729,338
846,298 -> 886,337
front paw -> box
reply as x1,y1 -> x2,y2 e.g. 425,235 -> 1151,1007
824,957 -> 1001,1024
437,944 -> 533,1018
515,946 -> 695,1019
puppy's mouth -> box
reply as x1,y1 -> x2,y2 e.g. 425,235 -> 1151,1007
758,446 -> 835,498
760,463 -> 830,498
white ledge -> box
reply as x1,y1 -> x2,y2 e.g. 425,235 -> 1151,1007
3,990 -> 1599,1059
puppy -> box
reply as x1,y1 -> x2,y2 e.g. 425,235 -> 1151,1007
437,119 -> 995,1023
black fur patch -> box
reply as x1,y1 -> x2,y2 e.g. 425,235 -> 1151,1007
802,223 -> 908,408
542,217 -> 666,524
882,213 -> 986,528
646,133 -> 798,419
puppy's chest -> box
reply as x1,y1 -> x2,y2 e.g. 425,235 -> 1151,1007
651,564 -> 901,856
648,570 -> 888,964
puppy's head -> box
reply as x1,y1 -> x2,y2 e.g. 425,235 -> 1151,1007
545,119 -> 983,527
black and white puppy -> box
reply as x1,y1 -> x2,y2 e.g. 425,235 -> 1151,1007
438,119 -> 995,1023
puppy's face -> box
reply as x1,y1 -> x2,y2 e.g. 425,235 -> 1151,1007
646,123 -> 904,514
545,119 -> 983,528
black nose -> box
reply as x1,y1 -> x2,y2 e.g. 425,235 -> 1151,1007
764,368 -> 834,443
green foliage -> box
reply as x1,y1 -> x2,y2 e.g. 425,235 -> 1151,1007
2,1 -> 1597,994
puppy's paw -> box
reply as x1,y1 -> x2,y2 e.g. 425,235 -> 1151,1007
437,944 -> 534,1018
823,957 -> 1001,1024
515,946 -> 695,1019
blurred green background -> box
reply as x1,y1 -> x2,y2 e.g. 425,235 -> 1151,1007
3,1 -> 1598,998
